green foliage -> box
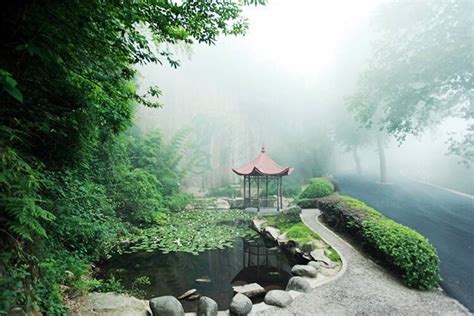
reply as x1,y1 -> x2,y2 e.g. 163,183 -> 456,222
317,195 -> 441,289
299,177 -> 335,199
0,147 -> 55,241
207,184 -> 241,197
296,198 -> 318,209
0,0 -> 262,313
127,210 -> 256,255
326,248 -> 341,262
0,69 -> 23,103
285,223 -> 320,244
112,168 -> 165,226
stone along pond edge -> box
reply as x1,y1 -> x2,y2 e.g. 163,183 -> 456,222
72,209 -> 345,316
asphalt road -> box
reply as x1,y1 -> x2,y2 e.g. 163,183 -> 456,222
336,174 -> 474,311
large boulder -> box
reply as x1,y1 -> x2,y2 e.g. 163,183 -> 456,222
264,290 -> 293,308
286,276 -> 312,293
291,265 -> 318,278
149,296 -> 184,316
197,296 -> 218,316
229,293 -> 252,315
74,292 -> 151,316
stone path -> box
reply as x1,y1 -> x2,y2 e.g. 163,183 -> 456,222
255,209 -> 471,316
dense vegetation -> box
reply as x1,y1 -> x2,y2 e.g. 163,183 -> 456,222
299,177 -> 335,200
0,1 -> 263,314
317,195 -> 441,289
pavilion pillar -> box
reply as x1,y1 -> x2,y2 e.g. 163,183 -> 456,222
243,175 -> 247,208
265,176 -> 268,207
257,176 -> 260,212
280,176 -> 283,211
248,176 -> 251,208
276,177 -> 280,212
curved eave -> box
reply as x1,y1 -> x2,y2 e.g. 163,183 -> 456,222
232,167 -> 294,177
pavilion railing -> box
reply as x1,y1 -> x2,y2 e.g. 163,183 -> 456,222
244,196 -> 279,209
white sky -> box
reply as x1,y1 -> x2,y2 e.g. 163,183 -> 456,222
234,0 -> 379,76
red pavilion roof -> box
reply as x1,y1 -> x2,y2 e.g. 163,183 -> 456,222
232,147 -> 294,176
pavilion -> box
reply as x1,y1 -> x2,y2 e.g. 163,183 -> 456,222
232,147 -> 293,213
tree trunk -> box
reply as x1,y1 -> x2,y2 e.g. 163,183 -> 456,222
352,146 -> 362,176
376,133 -> 387,183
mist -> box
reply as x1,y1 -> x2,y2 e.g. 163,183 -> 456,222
133,0 -> 472,195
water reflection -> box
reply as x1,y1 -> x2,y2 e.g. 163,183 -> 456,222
99,236 -> 293,312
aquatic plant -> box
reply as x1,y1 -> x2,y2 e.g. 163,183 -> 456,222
125,210 -> 257,255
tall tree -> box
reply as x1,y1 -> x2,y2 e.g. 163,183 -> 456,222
349,0 -> 473,165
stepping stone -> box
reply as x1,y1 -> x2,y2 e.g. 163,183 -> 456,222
178,289 -> 197,300
233,282 -> 265,298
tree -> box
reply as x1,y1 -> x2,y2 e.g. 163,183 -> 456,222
349,0 -> 473,165
333,111 -> 374,176
0,1 -> 264,313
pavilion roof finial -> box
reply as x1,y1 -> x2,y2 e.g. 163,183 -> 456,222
261,146 -> 266,153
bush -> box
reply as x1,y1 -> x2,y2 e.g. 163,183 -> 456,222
299,177 -> 334,200
317,195 -> 441,289
296,198 -> 318,208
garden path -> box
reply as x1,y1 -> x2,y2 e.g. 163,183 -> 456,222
255,209 -> 470,316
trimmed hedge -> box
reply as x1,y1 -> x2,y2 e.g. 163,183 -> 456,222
318,195 -> 441,289
299,177 -> 334,199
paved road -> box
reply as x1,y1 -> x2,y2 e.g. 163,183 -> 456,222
336,174 -> 474,311
256,209 -> 469,316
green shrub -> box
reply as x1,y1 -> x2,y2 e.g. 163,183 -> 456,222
317,195 -> 441,289
166,192 -> 193,211
299,177 -> 334,199
296,198 -> 318,208
112,168 -> 166,226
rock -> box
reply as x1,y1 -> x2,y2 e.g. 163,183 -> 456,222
75,292 -> 151,316
277,233 -> 289,246
195,276 -> 211,284
149,296 -> 184,316
264,290 -> 293,307
177,288 -> 197,300
215,198 -> 230,209
251,219 -> 266,233
286,276 -> 312,293
197,296 -> 218,316
307,261 -> 323,272
291,264 -> 317,278
264,226 -> 281,242
187,294 -> 201,300
310,249 -> 332,266
233,282 -> 265,298
229,293 -> 252,315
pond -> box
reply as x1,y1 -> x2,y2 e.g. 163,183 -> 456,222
98,236 -> 295,312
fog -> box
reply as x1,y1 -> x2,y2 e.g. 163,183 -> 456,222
134,0 -> 473,195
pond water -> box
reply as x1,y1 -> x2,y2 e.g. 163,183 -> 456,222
98,236 -> 295,312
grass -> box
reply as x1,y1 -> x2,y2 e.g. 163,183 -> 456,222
261,215 -> 321,245
259,212 -> 341,263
